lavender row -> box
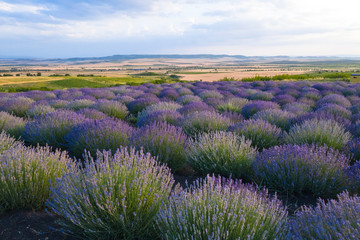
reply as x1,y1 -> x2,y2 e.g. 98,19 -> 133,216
0,132 -> 359,239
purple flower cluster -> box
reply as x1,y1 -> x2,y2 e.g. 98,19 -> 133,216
65,118 -> 133,158
230,119 -> 282,150
253,144 -> 350,197
131,121 -> 188,171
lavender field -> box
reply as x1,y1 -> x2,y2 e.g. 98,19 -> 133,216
1,80 -> 360,239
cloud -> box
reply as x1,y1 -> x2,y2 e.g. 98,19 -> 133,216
0,0 -> 359,57
0,1 -> 48,14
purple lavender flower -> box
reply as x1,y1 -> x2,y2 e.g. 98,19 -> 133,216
271,94 -> 296,106
317,94 -> 352,108
0,111 -> 26,138
229,119 -> 282,150
93,100 -> 129,120
23,110 -> 86,149
66,118 -> 133,158
241,100 -> 280,119
47,146 -> 174,239
156,175 -> 288,240
178,101 -> 214,115
290,191 -> 360,239
131,121 -> 188,171
253,144 -> 350,197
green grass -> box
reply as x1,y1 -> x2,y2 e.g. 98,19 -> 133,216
0,75 -> 181,92
222,71 -> 356,82
175,71 -> 222,74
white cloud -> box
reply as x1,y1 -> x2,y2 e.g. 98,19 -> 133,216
0,0 -> 359,56
0,1 -> 48,14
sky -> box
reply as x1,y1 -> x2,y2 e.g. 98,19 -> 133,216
0,0 -> 359,58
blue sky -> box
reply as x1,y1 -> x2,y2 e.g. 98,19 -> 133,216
0,0 -> 359,58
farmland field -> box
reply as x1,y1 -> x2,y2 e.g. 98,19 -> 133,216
1,76 -> 360,239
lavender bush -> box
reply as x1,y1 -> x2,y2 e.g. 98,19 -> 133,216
23,110 -> 86,149
317,93 -> 352,108
77,108 -> 108,120
216,97 -> 249,113
47,147 -> 175,239
187,131 -> 257,179
0,145 -> 76,213
253,109 -> 295,131
285,119 -> 352,150
290,191 -> 360,239
65,99 -> 95,110
0,131 -> 21,154
93,100 -> 129,120
156,175 -> 288,240
181,111 -> 232,138
241,100 -> 280,119
66,118 -> 133,158
0,96 -> 34,117
131,122 -> 188,171
26,104 -> 55,118
230,119 -> 282,150
253,145 -> 350,197
178,101 -> 214,115
127,97 -> 160,114
0,111 -> 26,138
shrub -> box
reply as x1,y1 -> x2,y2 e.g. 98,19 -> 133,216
159,88 -> 179,100
271,94 -> 296,106
178,101 -> 214,115
156,175 -> 288,240
48,99 -> 70,109
317,94 -> 351,108
249,91 -> 274,101
315,103 -> 352,119
65,99 -> 95,110
182,111 -> 232,138
253,109 -> 295,131
127,97 -> 160,114
0,131 -> 21,154
241,100 -> 280,119
221,111 -> 244,123
137,110 -> 182,127
198,90 -> 223,100
131,122 -> 188,171
285,119 -> 352,150
137,102 -> 182,123
295,111 -> 351,128
290,191 -> 360,239
346,137 -> 360,163
66,118 -> 133,158
115,95 -> 135,105
23,110 -> 86,149
93,100 -> 129,120
0,145 -> 76,213
216,97 -> 248,113
283,102 -> 311,115
187,131 -> 257,179
0,96 -> 34,117
253,145 -> 350,197
47,147 -> 175,239
176,95 -> 201,104
26,104 -> 55,118
177,87 -> 193,96
77,108 -> 108,120
0,111 -> 26,138
230,119 -> 282,150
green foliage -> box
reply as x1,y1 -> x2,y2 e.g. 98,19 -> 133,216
47,147 -> 175,239
187,131 -> 257,179
0,145 -> 76,213
156,175 -> 288,240
285,119 -> 352,150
